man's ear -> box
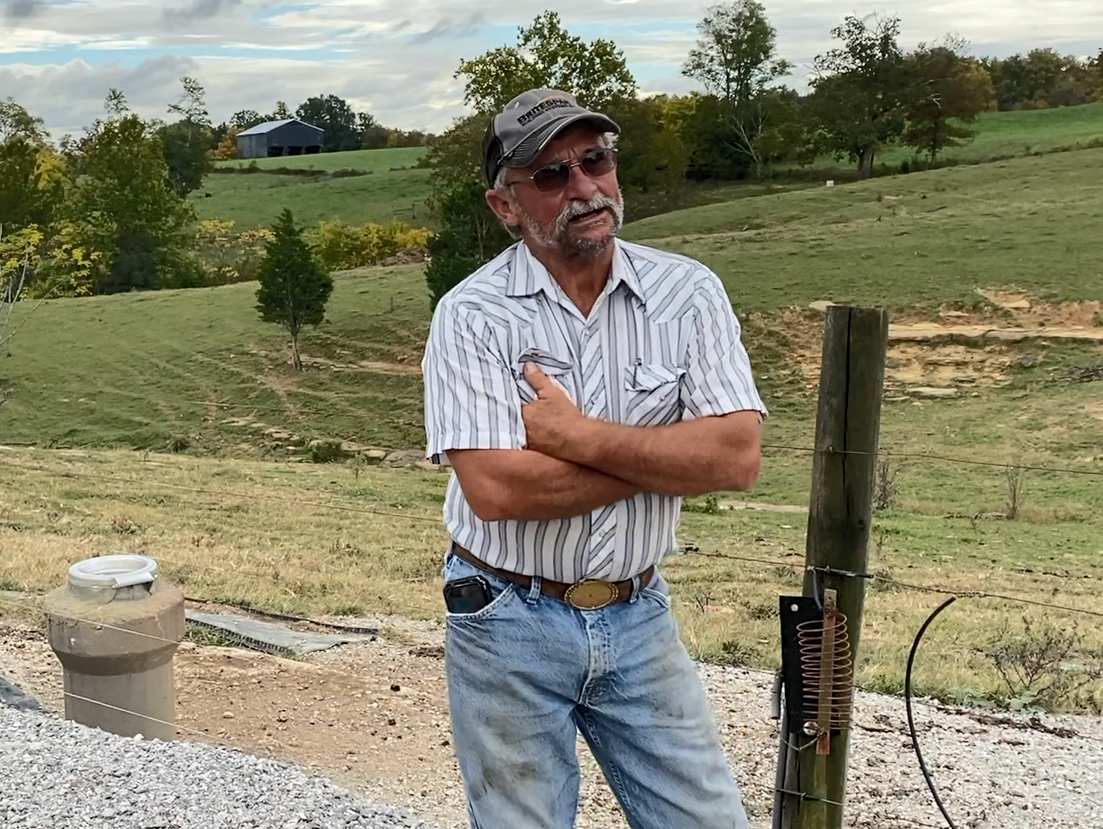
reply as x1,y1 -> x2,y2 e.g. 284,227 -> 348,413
485,188 -> 520,233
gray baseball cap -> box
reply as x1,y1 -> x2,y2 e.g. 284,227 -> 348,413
482,88 -> 620,187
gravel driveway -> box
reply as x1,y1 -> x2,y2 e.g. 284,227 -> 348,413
3,624 -> 1102,829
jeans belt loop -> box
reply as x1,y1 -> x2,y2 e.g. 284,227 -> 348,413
627,574 -> 642,604
526,575 -> 543,605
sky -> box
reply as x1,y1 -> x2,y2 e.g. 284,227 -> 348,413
1,0 -> 1100,139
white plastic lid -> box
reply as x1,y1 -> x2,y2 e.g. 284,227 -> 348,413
68,554 -> 160,591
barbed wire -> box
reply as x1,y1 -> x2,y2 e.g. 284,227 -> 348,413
688,547 -> 1103,621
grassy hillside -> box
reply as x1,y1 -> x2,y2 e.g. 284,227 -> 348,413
191,166 -> 433,229
0,266 -> 431,454
4,146 -> 1102,457
876,101 -> 1103,166
623,147 -> 1103,312
191,104 -> 1102,230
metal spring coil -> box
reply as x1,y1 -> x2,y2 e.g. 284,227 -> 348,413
797,614 -> 856,732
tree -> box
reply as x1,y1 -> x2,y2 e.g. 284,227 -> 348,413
0,138 -> 65,229
425,179 -> 512,310
604,96 -> 687,197
214,126 -> 240,160
1,99 -> 48,145
902,43 -> 994,162
682,1 -> 792,178
1093,49 -> 1103,101
684,1 -> 790,103
356,111 -> 390,149
255,209 -> 333,370
455,11 -> 637,115
65,91 -> 197,295
296,95 -> 360,153
158,77 -> 214,197
421,112 -> 490,190
982,48 -> 1094,110
272,101 -> 292,120
1,224 -> 31,414
808,14 -> 911,178
230,110 -> 264,130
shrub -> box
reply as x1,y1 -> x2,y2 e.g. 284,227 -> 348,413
193,218 -> 274,286
0,222 -> 104,298
981,617 -> 1102,713
309,439 -> 347,463
307,219 -> 431,271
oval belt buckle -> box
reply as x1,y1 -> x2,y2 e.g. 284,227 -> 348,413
564,579 -> 619,610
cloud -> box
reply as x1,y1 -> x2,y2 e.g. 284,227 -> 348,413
162,0 -> 244,26
2,0 -> 1102,137
3,0 -> 44,22
411,12 -> 485,45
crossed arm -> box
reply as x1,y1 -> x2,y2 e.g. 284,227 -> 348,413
425,281 -> 765,523
448,403 -> 763,522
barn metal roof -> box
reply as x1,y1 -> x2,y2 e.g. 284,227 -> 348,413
237,118 -> 323,136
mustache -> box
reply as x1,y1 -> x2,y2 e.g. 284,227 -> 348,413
555,195 -> 623,233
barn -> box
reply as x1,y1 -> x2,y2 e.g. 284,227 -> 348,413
236,119 -> 324,159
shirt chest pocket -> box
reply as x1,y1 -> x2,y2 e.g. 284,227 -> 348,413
515,348 -> 577,404
622,362 -> 685,427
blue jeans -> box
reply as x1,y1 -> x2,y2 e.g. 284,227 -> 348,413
443,552 -> 752,829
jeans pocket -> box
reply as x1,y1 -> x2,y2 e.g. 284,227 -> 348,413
443,553 -> 519,623
639,571 -> 672,609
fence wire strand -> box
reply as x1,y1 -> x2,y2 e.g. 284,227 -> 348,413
760,442 -> 1103,477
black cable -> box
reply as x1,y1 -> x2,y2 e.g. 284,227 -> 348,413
905,596 -> 960,829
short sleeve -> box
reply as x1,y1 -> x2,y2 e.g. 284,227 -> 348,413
421,303 -> 525,460
681,272 -> 769,421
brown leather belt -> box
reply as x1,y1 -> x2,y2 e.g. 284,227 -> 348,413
450,543 -> 654,610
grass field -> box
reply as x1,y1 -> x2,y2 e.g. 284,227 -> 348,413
3,141 -> 1102,713
190,103 -> 1103,230
874,101 -> 1103,167
1,435 -> 1100,712
191,167 -> 434,229
6,147 -> 1103,452
624,147 -> 1103,312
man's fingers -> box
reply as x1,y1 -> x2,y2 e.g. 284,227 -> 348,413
524,362 -> 550,393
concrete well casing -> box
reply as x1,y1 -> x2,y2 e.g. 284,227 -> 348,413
44,555 -> 185,742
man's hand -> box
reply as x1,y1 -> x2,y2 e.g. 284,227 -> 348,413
521,363 -> 591,458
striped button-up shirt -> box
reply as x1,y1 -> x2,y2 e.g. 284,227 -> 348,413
421,239 -> 767,583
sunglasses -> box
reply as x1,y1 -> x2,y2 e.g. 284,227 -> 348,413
509,147 -> 618,193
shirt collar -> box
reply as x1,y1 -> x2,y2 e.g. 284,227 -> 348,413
506,239 -> 646,306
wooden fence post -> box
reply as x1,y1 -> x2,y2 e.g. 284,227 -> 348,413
778,305 -> 889,829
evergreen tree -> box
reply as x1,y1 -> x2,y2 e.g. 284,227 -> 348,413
255,209 -> 333,371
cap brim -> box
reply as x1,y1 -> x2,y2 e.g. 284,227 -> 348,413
504,113 -> 620,169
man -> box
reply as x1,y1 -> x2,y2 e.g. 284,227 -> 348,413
421,88 -> 768,829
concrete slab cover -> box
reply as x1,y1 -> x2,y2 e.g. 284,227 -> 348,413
185,611 -> 371,658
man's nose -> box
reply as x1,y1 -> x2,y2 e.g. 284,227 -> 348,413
562,162 -> 599,200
